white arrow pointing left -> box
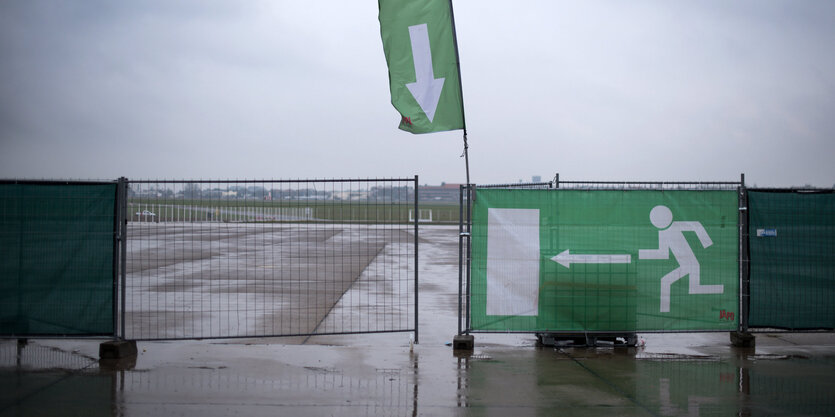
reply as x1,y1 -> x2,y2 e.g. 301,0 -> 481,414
406,23 -> 445,122
551,249 -> 632,269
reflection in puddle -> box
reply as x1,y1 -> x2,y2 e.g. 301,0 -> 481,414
3,341 -> 833,415
456,347 -> 835,416
0,340 -> 98,370
116,356 -> 419,415
1,341 -> 421,416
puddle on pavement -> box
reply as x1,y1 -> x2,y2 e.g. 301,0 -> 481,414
2,339 -> 834,416
0,341 -> 98,371
452,346 -> 835,415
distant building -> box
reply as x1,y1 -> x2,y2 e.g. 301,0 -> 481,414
532,176 -> 542,183
419,183 -> 461,202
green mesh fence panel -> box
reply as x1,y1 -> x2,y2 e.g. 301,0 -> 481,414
748,190 -> 835,329
470,189 -> 739,332
0,183 -> 116,336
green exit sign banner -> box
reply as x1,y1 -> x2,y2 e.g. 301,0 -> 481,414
470,189 -> 739,332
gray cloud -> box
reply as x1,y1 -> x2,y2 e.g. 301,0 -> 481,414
1,0 -> 833,186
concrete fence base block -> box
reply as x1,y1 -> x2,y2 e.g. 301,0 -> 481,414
452,334 -> 474,351
99,340 -> 138,360
730,331 -> 756,348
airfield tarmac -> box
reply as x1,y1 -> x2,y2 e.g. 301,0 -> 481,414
123,221 -> 416,340
2,225 -> 834,416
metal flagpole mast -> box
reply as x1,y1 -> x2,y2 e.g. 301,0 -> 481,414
447,0 -> 469,186
448,0 -> 473,342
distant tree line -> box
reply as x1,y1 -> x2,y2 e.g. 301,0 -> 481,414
128,184 -> 421,202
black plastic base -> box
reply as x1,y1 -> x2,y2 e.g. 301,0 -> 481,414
536,332 -> 637,347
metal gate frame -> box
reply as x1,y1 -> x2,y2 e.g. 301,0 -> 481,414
116,177 -> 419,342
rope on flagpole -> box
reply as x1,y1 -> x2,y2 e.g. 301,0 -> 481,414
463,129 -> 470,187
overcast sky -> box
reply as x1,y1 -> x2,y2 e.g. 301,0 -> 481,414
1,1 -> 833,187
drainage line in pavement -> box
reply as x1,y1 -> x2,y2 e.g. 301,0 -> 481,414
557,348 -> 660,417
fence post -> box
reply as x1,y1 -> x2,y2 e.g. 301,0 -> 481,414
117,177 -> 128,340
414,175 -> 419,345
739,174 -> 750,333
465,184 -> 472,333
453,184 -> 475,350
457,185 -> 464,335
732,173 -> 754,347
111,179 -> 122,338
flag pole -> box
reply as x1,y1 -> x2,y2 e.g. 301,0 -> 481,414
448,0 -> 469,186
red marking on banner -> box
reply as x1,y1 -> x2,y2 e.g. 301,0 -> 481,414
720,310 -> 735,321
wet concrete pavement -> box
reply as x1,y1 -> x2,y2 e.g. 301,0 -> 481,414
2,226 -> 834,416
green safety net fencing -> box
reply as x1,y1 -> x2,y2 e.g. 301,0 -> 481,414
470,189 -> 739,332
748,190 -> 835,330
0,183 -> 116,336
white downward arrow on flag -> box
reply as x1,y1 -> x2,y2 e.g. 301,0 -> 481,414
551,249 -> 632,269
406,23 -> 445,122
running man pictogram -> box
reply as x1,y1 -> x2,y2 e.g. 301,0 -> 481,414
639,205 -> 724,312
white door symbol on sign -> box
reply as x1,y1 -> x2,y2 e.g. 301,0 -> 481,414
639,205 -> 724,313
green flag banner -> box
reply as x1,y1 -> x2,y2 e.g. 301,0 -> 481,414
379,0 -> 465,134
470,189 -> 739,332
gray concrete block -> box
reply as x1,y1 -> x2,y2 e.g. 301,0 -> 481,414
453,334 -> 474,350
99,340 -> 138,360
730,331 -> 756,348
